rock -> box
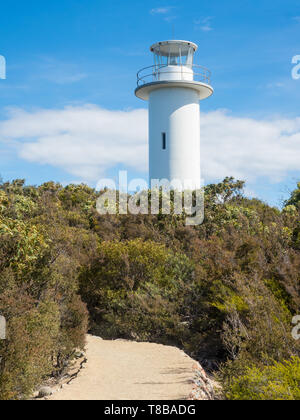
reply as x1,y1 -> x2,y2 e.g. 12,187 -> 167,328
189,363 -> 219,400
38,387 -> 53,398
74,351 -> 85,359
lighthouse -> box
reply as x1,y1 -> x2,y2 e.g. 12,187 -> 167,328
135,40 -> 213,190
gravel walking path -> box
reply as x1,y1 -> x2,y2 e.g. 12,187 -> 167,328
48,335 -> 201,400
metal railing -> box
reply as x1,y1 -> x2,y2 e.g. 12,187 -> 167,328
137,64 -> 211,87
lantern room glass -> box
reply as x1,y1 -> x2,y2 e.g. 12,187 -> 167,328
153,46 -> 195,68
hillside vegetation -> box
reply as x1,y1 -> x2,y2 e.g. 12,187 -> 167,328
0,177 -> 300,400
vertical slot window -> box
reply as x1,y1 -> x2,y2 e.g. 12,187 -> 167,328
162,132 -> 166,150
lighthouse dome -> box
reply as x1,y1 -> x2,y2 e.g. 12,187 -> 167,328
150,40 -> 198,56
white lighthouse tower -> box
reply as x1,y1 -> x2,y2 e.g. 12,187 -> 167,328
135,40 -> 213,190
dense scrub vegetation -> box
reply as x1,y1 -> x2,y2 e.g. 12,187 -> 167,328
0,177 -> 299,399
226,357 -> 300,400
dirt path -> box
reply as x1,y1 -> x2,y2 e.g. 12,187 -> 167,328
48,335 -> 199,400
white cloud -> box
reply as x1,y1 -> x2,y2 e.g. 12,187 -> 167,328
150,6 -> 177,23
0,106 -> 300,185
150,7 -> 172,15
201,110 -> 300,182
243,187 -> 257,199
0,105 -> 148,180
195,17 -> 214,32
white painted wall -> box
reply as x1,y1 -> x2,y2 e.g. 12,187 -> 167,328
149,86 -> 201,189
156,65 -> 194,82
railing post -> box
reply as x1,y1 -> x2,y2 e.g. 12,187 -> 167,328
136,64 -> 211,87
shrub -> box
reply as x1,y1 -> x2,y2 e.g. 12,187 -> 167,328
0,299 -> 60,400
79,239 -> 194,343
0,182 -> 90,399
225,357 -> 300,400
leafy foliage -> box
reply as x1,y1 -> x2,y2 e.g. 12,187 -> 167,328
80,239 -> 194,342
0,178 -> 300,399
285,182 -> 300,208
0,181 -> 90,399
225,357 -> 300,400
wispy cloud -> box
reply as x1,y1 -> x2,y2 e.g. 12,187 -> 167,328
0,106 -> 300,186
150,6 -> 177,22
293,16 -> 300,23
266,82 -> 285,89
195,17 -> 214,32
51,73 -> 87,84
150,7 -> 173,15
164,15 -> 177,22
37,56 -> 88,85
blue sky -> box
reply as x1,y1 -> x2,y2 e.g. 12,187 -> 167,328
0,0 -> 300,206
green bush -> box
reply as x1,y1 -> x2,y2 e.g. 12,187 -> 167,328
225,357 -> 300,400
79,239 -> 194,343
0,299 -> 60,400
0,183 -> 89,399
